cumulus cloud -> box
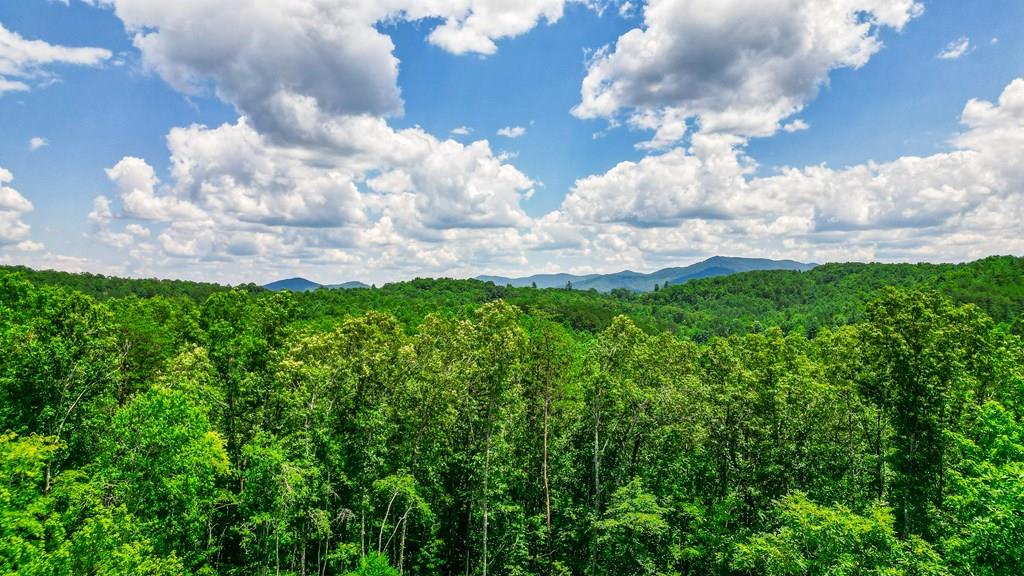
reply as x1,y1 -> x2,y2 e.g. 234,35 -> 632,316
73,0 -> 575,281
79,0 -> 1022,282
28,137 -> 48,151
0,22 -> 111,94
550,78 -> 1024,266
90,115 -> 535,279
563,133 -> 753,227
426,0 -> 564,55
105,156 -> 208,222
0,167 -> 39,248
87,0 -> 568,140
451,126 -> 473,136
96,79 -> 1024,281
572,0 -> 922,146
938,36 -> 970,59
497,125 -> 527,138
783,119 -> 810,133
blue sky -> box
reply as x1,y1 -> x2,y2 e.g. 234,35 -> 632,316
0,0 -> 1022,284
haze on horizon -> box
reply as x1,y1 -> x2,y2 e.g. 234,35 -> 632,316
1,0 -> 1022,285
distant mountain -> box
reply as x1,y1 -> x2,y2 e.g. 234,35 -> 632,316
325,281 -> 370,289
477,256 -> 816,292
263,278 -> 369,292
476,272 -> 600,287
263,277 -> 322,292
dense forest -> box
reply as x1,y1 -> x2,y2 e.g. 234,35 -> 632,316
2,256 -> 1024,575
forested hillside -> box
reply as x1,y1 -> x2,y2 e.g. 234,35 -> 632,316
643,255 -> 1024,338
2,257 -> 1024,575
0,265 -> 255,301
477,256 -> 814,292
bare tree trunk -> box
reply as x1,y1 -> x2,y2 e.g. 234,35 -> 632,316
483,434 -> 490,576
465,497 -> 473,576
591,387 -> 601,576
379,489 -> 399,553
46,385 -> 87,493
543,382 -> 552,568
399,517 -> 408,574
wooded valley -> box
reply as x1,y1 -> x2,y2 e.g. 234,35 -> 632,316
2,256 -> 1023,575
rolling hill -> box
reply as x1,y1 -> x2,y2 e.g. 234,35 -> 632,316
263,278 -> 369,292
478,256 -> 815,292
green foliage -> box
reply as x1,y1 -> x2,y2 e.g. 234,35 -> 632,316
646,256 -> 1024,338
95,387 -> 229,569
864,289 -> 992,537
0,265 -> 246,301
345,552 -> 399,576
941,402 -> 1024,575
733,492 -> 949,575
0,432 -> 184,575
595,478 -> 669,575
1,260 -> 1023,575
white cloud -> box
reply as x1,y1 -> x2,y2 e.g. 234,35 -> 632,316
572,0 -> 922,146
563,133 -> 753,227
73,0 -> 579,282
28,137 -> 48,151
105,156 -> 208,221
77,0 -> 1021,282
451,125 -> 473,136
497,125 -> 527,138
90,115 -> 535,280
87,0 -> 569,140
426,0 -> 565,56
783,119 -> 810,133
14,240 -> 44,252
0,167 -> 38,248
0,22 -> 111,94
0,249 -> 99,274
549,78 -> 1024,266
938,36 -> 970,60
125,223 -> 151,238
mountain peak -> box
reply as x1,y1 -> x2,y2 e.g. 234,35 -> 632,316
263,277 -> 370,292
263,277 -> 321,292
476,256 -> 814,292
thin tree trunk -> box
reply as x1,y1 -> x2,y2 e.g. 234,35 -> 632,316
45,386 -> 87,493
399,516 -> 408,574
543,383 -> 552,568
483,433 -> 490,576
465,496 -> 473,576
379,489 -> 399,553
591,387 -> 601,576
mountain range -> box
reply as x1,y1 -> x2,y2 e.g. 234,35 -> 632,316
264,257 -> 815,293
263,278 -> 370,292
477,256 -> 815,292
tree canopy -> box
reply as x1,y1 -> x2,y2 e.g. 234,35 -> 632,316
2,257 -> 1024,575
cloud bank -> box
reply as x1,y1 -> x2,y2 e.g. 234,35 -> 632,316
26,0 -> 1018,282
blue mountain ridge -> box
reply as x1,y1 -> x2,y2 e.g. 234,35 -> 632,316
264,257 -> 815,293
263,278 -> 370,292
477,256 -> 816,292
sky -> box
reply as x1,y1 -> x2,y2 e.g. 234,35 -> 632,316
0,0 -> 1022,285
